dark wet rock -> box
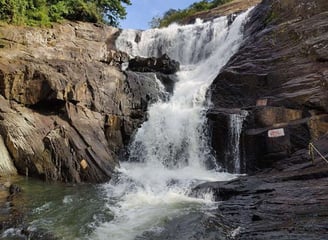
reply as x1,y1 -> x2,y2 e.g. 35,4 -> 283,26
227,12 -> 240,25
155,73 -> 179,94
119,71 -> 167,145
128,54 -> 180,75
207,108 -> 249,173
191,179 -> 248,201
9,184 -> 21,195
243,116 -> 315,171
136,212 -> 231,240
210,0 -> 328,111
127,54 -> 180,95
0,182 -> 24,237
191,135 -> 328,240
182,1 -> 328,239
21,228 -> 59,240
208,0 -> 328,172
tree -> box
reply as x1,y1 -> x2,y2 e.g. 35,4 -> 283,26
189,0 -> 211,12
96,0 -> 131,27
149,15 -> 161,28
0,0 -> 29,24
0,0 -> 131,26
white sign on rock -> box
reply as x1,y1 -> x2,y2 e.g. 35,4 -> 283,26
268,128 -> 285,138
256,99 -> 268,106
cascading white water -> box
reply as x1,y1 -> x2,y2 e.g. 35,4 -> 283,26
228,111 -> 248,173
91,9 -> 253,240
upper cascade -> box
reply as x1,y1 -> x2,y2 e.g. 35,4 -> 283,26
117,17 -> 239,65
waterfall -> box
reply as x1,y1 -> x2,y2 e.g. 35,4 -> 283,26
91,8 -> 253,240
228,111 -> 248,173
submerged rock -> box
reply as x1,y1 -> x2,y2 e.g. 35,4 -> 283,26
8,184 -> 21,196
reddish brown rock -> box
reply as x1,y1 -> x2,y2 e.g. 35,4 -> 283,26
0,22 -> 167,182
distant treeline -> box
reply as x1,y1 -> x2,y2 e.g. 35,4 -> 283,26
0,0 -> 131,27
150,0 -> 232,28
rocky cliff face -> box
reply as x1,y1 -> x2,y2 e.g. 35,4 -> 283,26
209,0 -> 328,172
145,2 -> 328,238
0,22 -> 174,183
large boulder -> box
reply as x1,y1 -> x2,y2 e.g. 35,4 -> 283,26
128,54 -> 180,74
127,54 -> 180,94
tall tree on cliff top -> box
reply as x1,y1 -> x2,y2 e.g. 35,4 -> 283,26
0,0 -> 131,26
96,0 -> 131,26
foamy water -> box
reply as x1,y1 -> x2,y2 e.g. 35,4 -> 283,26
91,9 -> 252,240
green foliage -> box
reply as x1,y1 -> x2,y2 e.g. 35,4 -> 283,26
63,0 -> 100,23
0,0 -> 131,26
48,1 -> 69,22
0,0 -> 28,24
150,0 -> 232,28
98,0 -> 131,27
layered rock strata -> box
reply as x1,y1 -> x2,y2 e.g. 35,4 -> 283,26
203,0 -> 328,238
209,0 -> 328,172
0,22 -> 176,182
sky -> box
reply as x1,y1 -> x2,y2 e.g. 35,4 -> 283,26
120,0 -> 197,30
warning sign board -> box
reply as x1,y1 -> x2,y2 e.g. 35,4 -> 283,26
268,128 -> 285,138
256,99 -> 268,106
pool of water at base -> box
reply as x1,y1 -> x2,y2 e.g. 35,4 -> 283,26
0,173 -> 230,240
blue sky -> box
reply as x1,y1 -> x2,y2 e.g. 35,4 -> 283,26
120,0 -> 197,30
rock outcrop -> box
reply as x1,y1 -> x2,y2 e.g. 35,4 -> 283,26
208,0 -> 328,172
0,22 -> 169,182
179,0 -> 262,25
127,54 -> 180,94
127,54 -> 179,94
191,134 -> 328,240
128,54 -> 180,75
199,1 -> 328,238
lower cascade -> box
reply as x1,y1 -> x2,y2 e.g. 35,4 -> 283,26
91,9 -> 253,240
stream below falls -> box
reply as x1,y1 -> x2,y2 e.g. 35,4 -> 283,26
1,8 -> 252,240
